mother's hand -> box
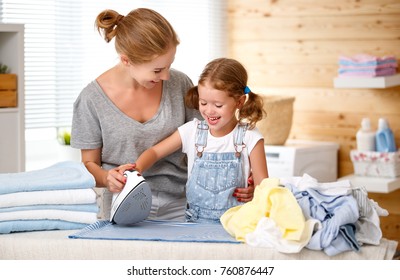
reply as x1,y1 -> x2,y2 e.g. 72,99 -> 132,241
106,163 -> 136,193
233,176 -> 255,203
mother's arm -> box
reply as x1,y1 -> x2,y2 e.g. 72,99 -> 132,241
81,148 -> 135,193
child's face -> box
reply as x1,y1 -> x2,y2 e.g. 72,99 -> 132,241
198,82 -> 240,137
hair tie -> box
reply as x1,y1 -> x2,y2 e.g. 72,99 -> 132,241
244,86 -> 251,95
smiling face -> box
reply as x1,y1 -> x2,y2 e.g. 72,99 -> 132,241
123,46 -> 176,89
198,81 -> 244,137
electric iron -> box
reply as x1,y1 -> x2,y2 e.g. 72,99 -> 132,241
110,169 -> 152,225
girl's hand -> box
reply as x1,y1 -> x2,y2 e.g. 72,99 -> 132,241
233,176 -> 255,202
106,163 -> 136,193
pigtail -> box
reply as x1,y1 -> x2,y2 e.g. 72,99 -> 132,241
238,91 -> 266,129
185,86 -> 200,110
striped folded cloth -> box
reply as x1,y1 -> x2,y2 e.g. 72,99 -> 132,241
338,54 -> 397,67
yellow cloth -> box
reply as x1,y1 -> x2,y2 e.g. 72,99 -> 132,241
220,178 -> 306,242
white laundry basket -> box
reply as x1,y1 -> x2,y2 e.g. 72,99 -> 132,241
350,150 -> 400,178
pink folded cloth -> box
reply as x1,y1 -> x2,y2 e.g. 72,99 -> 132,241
338,54 -> 398,77
339,54 -> 397,67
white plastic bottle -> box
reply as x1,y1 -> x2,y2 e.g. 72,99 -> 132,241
356,118 -> 376,151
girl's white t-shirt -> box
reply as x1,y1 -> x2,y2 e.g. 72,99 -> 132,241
178,118 -> 264,187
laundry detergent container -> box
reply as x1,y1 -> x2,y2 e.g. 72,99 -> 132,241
256,95 -> 296,145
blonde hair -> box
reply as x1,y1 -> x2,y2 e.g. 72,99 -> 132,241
185,58 -> 265,129
95,8 -> 179,64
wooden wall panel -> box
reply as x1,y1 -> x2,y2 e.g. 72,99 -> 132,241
369,189 -> 400,248
230,16 -> 400,41
232,41 -> 400,65
229,0 -> 400,178
229,0 -> 400,17
229,0 -> 400,250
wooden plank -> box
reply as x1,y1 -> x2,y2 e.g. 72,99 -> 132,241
375,212 -> 400,250
0,90 -> 17,107
293,92 -> 400,115
369,185 -> 400,250
339,161 -> 354,176
291,112 -> 400,142
247,65 -> 338,87
369,189 -> 400,216
229,0 -> 400,17
230,40 -> 400,65
230,15 -> 400,41
0,74 -> 17,90
249,68 -> 400,87
290,119 -> 356,138
256,88 -> 400,115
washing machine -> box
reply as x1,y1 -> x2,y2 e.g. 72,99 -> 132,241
265,139 -> 340,182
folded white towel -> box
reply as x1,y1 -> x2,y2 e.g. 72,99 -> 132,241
0,203 -> 99,213
0,209 -> 98,224
0,188 -> 96,208
0,161 -> 95,195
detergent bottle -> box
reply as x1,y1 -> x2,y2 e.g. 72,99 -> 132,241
356,118 -> 376,151
375,118 -> 397,152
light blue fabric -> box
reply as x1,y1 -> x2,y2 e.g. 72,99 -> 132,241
186,153 -> 245,222
69,220 -> 240,243
0,220 -> 89,234
0,203 -> 99,213
286,183 -> 359,256
338,67 -> 396,73
338,58 -> 397,67
0,161 -> 95,194
324,224 -> 360,256
185,121 -> 246,222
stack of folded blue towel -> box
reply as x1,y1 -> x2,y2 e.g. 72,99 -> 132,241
338,54 -> 398,77
0,161 -> 98,234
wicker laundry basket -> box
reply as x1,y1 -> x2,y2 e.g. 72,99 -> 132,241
256,95 -> 296,145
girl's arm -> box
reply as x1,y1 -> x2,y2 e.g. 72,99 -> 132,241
248,139 -> 269,186
134,130 -> 183,173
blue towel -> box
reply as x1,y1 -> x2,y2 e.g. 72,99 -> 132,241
69,220 -> 240,244
0,219 -> 89,234
338,57 -> 397,67
0,161 -> 95,195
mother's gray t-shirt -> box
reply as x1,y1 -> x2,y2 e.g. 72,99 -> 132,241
71,69 -> 200,195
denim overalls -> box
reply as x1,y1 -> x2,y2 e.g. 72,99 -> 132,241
185,120 -> 248,223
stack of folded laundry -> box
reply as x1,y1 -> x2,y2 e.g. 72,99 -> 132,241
0,161 -> 99,234
338,54 -> 398,77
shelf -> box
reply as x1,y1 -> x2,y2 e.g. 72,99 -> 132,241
339,174 -> 400,193
0,23 -> 25,173
333,73 -> 400,88
0,107 -> 19,113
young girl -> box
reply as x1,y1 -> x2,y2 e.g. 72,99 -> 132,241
134,58 -> 269,223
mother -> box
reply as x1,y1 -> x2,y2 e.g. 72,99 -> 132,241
71,8 -> 254,221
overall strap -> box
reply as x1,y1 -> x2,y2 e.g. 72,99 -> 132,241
195,120 -> 209,158
233,123 -> 248,158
